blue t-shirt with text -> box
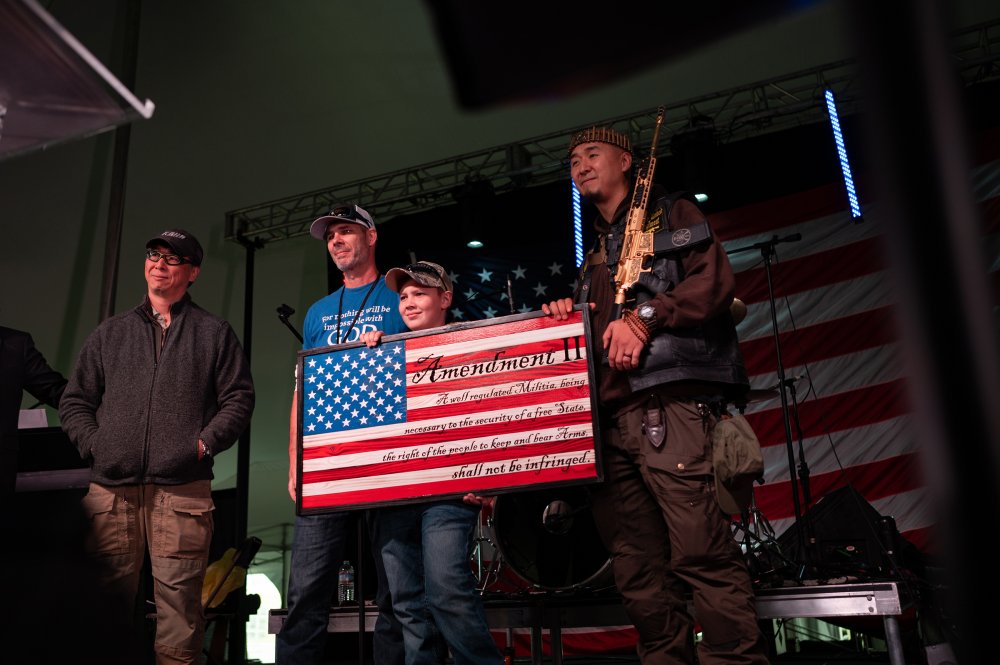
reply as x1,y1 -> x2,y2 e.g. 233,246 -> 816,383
302,276 -> 405,351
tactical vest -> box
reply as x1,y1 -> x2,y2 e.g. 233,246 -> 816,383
578,191 -> 749,397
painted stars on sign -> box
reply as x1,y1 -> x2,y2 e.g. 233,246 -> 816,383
302,341 -> 408,434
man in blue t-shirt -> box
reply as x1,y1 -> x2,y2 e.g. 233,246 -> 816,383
277,203 -> 425,665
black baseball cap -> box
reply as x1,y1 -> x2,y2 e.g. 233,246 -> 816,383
145,229 -> 204,266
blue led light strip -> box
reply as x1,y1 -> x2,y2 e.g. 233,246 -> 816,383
824,89 -> 862,219
572,182 -> 583,266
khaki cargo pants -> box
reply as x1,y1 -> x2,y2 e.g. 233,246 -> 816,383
82,480 -> 214,665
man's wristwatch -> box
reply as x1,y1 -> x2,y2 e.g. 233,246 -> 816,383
636,303 -> 658,332
199,440 -> 211,459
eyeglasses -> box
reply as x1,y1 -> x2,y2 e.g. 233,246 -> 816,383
146,249 -> 191,266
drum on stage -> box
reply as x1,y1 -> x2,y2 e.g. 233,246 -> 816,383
487,486 -> 614,592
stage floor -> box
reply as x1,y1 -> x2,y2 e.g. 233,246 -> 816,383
268,580 -> 915,665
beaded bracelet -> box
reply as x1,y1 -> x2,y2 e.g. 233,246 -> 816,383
622,309 -> 650,345
631,308 -> 653,341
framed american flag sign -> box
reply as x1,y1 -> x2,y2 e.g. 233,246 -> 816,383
295,307 -> 602,514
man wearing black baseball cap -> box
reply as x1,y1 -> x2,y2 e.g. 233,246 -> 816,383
144,229 -> 204,290
61,227 -> 254,664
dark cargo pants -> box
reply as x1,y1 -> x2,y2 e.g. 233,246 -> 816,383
590,398 -> 769,665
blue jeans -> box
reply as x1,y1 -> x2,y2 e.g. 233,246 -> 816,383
371,501 -> 502,665
276,511 -> 405,665
369,511 -> 406,665
275,512 -> 350,665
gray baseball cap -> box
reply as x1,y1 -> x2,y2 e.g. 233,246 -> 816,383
309,203 -> 375,240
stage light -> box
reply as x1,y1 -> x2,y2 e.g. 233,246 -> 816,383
572,182 -> 583,266
669,115 -> 717,202
452,177 -> 495,249
824,89 -> 862,221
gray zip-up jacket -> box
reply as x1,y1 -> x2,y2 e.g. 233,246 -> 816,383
60,294 -> 255,486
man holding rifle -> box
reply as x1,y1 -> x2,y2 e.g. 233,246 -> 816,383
542,122 -> 769,665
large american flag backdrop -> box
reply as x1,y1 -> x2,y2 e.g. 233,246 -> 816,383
296,310 -> 602,513
725,140 -> 1000,557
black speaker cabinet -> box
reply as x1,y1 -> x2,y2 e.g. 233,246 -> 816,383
777,485 -> 909,579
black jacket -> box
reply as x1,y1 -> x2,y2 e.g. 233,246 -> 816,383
614,194 -> 748,395
60,294 -> 255,486
0,327 -> 67,495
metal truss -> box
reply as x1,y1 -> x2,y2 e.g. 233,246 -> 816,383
225,20 -> 1000,246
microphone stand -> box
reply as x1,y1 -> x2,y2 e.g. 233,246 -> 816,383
277,304 -> 303,343
785,377 -> 812,512
727,233 -> 817,577
461,274 -> 516,314
506,274 -> 515,315
767,375 -> 813,513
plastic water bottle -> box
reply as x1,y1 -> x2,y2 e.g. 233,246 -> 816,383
337,560 -> 355,605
